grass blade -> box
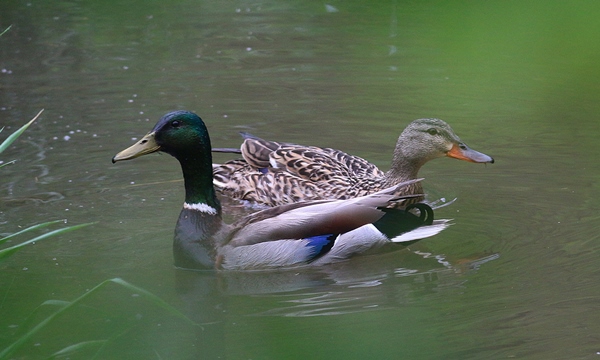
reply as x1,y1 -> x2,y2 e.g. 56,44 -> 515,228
42,300 -> 72,307
0,222 -> 95,262
0,25 -> 11,37
0,109 -> 44,155
47,340 -> 108,359
0,278 -> 197,360
0,160 -> 16,168
0,279 -> 111,359
109,278 -> 197,326
0,219 -> 66,244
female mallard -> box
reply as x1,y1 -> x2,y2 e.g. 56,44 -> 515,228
212,118 -> 494,207
112,111 -> 450,271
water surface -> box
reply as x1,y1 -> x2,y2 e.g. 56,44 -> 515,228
1,1 -> 600,359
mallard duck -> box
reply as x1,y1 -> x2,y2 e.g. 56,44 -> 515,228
212,118 -> 494,207
112,111 -> 450,271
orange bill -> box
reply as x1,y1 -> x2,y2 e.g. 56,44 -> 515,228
447,143 -> 494,163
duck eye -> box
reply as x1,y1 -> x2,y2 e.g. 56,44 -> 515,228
427,128 -> 438,135
171,120 -> 181,128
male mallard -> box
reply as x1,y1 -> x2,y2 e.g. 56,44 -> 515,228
212,118 -> 494,207
112,111 -> 450,271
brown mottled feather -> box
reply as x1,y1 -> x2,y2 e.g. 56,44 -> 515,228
213,118 -> 493,207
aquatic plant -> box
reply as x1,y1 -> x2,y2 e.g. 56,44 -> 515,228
0,278 -> 197,359
0,110 -> 95,261
0,108 -> 190,359
0,25 -> 11,37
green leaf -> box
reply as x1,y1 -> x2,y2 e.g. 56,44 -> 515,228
0,109 -> 44,155
0,222 -> 95,263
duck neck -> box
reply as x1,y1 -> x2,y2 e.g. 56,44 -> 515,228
173,152 -> 223,270
385,146 -> 425,185
178,152 -> 222,215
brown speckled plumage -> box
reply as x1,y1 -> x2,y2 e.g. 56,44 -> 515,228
213,118 -> 494,207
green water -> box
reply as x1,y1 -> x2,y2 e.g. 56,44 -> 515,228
1,0 -> 600,359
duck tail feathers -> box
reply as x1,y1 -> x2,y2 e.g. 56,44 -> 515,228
389,219 -> 453,243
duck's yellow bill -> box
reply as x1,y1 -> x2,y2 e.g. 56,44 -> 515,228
112,132 -> 160,163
